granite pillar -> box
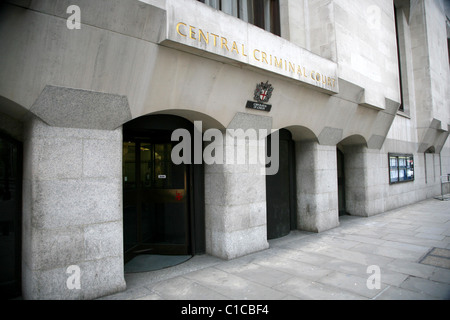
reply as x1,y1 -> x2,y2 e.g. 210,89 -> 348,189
296,141 -> 339,232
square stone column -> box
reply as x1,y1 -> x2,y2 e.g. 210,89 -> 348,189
204,113 -> 271,260
22,117 -> 126,299
344,145 -> 385,217
296,141 -> 339,232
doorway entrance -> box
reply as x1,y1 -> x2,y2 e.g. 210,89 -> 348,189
123,137 -> 189,260
0,133 -> 22,299
265,129 -> 297,240
122,115 -> 205,265
337,148 -> 347,216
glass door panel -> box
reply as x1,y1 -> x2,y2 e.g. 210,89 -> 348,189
140,144 -> 153,188
123,139 -> 190,262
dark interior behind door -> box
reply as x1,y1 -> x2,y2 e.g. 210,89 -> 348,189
0,133 -> 22,299
266,129 -> 296,240
123,137 -> 190,262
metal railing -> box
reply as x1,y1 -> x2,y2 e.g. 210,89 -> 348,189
436,174 -> 450,201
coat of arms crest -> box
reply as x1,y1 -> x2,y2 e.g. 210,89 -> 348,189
254,81 -> 274,103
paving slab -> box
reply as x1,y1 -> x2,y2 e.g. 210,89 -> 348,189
322,259 -> 409,287
268,247 -> 333,267
375,286 -> 436,300
214,262 -> 292,288
183,267 -> 288,300
149,276 -> 229,300
381,240 -> 431,254
352,243 -> 428,261
310,245 -> 395,267
273,276 -> 367,300
317,271 -> 388,299
400,276 -> 450,299
430,267 -> 450,284
385,259 -> 437,279
254,255 -> 333,281
333,233 -> 387,245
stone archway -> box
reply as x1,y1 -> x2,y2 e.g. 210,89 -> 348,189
284,125 -> 340,233
337,135 -> 385,217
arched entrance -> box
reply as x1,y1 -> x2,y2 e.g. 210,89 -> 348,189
122,115 -> 205,267
265,129 -> 296,240
0,132 -> 22,299
337,135 -> 370,217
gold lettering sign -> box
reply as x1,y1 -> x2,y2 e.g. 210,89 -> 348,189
174,22 -> 337,90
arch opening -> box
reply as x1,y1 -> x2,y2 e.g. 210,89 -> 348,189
122,114 -> 205,272
265,128 -> 297,240
336,134 -> 370,218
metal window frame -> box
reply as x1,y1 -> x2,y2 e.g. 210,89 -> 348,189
197,0 -> 280,36
388,153 -> 415,185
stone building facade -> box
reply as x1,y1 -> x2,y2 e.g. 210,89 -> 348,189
0,0 -> 448,299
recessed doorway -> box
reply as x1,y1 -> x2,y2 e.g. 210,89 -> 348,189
123,137 -> 189,259
0,133 -> 22,299
265,129 -> 297,240
337,148 -> 347,216
122,115 -> 205,267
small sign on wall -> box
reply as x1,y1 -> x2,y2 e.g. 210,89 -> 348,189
246,81 -> 273,112
246,101 -> 272,112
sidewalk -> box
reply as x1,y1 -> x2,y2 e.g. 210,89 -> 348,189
101,198 -> 450,300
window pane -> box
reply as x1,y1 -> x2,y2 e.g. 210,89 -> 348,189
389,156 -> 398,183
390,156 -> 398,168
205,0 -> 220,10
399,168 -> 406,181
394,6 -> 405,112
390,168 -> 399,182
406,156 -> 414,180
264,0 -> 271,32
154,143 -> 173,188
123,142 -> 136,188
239,0 -> 252,22
222,0 -> 238,17
140,144 -> 153,187
270,0 -> 281,36
253,0 -> 265,30
398,156 -> 407,181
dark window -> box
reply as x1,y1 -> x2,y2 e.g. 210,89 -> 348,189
447,38 -> 450,66
389,153 -> 414,184
394,5 -> 405,112
198,0 -> 281,36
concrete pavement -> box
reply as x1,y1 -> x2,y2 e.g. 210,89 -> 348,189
101,198 -> 450,300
